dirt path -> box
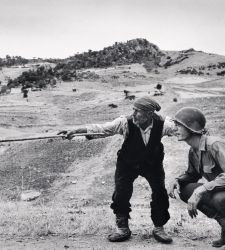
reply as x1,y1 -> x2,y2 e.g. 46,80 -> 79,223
1,235 -> 218,250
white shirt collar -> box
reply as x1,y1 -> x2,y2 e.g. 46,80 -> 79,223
139,120 -> 153,133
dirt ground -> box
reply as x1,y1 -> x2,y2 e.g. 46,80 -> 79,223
0,63 -> 225,249
0,235 -> 219,250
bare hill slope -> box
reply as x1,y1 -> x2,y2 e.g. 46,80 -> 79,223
0,57 -> 225,249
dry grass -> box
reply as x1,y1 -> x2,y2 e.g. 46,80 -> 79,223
0,200 -> 115,238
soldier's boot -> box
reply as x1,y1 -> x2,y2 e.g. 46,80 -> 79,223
152,226 -> 173,244
212,217 -> 225,248
107,214 -> 131,242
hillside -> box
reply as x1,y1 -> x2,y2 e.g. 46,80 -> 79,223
3,39 -> 225,93
4,38 -> 162,89
64,38 -> 162,68
0,42 -> 225,249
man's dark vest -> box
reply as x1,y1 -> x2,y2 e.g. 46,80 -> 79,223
117,114 -> 164,167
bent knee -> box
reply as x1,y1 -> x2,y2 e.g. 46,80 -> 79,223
212,192 -> 225,209
179,192 -> 188,203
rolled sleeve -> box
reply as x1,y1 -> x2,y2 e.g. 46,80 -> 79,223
203,173 -> 225,191
86,116 -> 128,137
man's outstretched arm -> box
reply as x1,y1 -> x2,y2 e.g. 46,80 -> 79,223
58,115 -> 128,140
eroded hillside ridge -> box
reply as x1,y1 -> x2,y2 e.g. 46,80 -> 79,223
3,38 -> 225,92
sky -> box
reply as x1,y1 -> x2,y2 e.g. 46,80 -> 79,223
0,0 -> 225,59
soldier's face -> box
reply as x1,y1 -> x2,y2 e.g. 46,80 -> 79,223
175,123 -> 191,141
132,107 -> 152,126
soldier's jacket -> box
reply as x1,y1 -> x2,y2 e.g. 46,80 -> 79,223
178,135 -> 225,191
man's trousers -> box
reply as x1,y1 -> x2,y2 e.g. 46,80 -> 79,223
110,160 -> 170,227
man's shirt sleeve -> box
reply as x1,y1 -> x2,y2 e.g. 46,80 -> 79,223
162,116 -> 177,137
203,141 -> 225,191
86,115 -> 128,137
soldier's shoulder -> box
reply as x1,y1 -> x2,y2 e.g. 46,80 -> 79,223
206,135 -> 225,148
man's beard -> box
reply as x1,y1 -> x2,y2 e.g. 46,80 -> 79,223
132,117 -> 147,128
132,117 -> 140,127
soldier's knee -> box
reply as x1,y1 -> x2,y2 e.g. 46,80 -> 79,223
179,191 -> 188,203
212,192 -> 225,210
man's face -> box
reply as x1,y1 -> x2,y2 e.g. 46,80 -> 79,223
175,122 -> 191,141
132,107 -> 152,127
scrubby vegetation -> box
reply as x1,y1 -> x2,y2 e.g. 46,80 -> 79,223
176,62 -> 225,76
177,67 -> 205,75
6,38 -> 163,88
7,65 -> 56,90
53,38 -> 163,79
162,49 -> 196,68
64,38 -> 162,69
0,55 -> 29,67
3,40 -> 225,92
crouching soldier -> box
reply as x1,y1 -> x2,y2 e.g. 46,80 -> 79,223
59,96 -> 174,244
169,107 -> 225,248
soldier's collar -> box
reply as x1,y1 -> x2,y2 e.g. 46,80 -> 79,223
199,135 -> 207,151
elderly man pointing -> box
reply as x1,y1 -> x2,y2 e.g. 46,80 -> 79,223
60,96 -> 174,244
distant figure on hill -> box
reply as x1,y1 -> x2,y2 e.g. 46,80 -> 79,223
23,89 -> 28,98
58,95 -> 175,244
21,86 -> 29,101
169,107 -> 225,248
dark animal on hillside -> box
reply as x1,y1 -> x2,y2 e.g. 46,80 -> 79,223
108,103 -> 118,108
125,95 -> 136,100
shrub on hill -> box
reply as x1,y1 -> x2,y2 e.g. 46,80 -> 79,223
217,70 -> 225,76
7,65 -> 56,89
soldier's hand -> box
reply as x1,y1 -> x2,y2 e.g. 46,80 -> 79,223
168,179 -> 180,199
187,193 -> 199,218
187,185 -> 207,218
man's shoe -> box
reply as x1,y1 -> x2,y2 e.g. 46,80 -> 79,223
212,238 -> 225,248
213,216 -> 225,247
153,227 -> 173,244
212,227 -> 225,247
108,228 -> 131,242
108,214 -> 131,242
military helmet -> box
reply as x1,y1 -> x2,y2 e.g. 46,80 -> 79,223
174,107 -> 206,134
